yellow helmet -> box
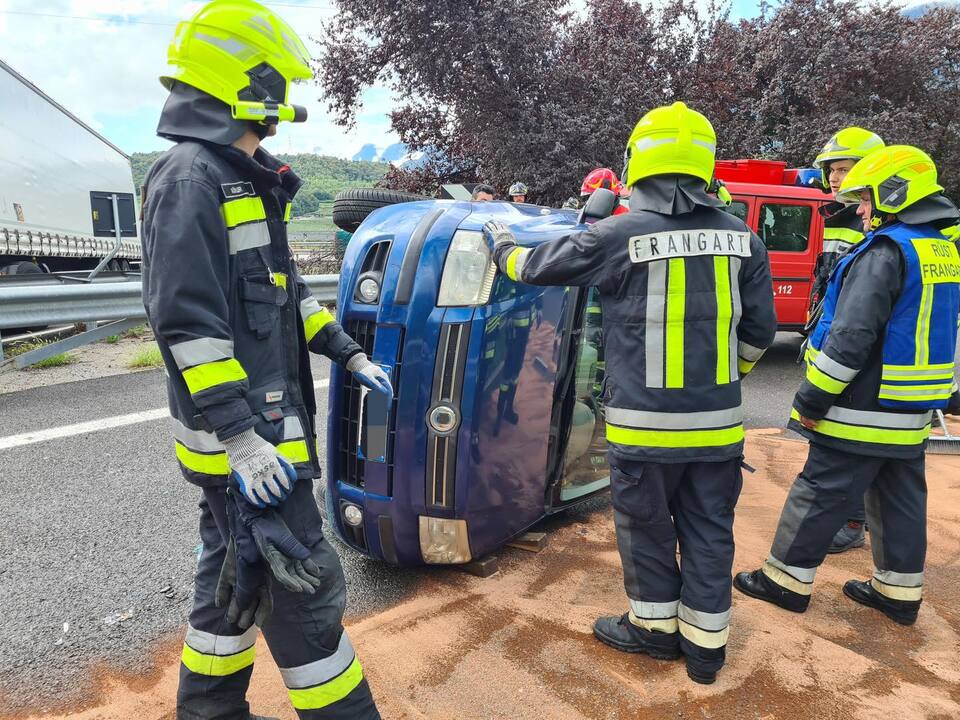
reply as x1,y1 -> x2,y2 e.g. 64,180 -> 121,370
813,127 -> 885,190
161,0 -> 313,125
836,145 -> 943,215
622,102 -> 716,187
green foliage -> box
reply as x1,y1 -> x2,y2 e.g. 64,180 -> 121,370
127,344 -> 164,369
102,335 -> 120,344
10,340 -> 76,369
129,152 -> 388,219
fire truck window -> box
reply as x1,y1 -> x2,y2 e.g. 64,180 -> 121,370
727,201 -> 748,222
758,203 -> 811,252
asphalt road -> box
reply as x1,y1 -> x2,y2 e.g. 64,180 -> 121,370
0,335 -> 807,715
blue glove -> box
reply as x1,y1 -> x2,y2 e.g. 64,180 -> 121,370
226,488 -> 324,594
222,428 -> 298,508
346,355 -> 394,398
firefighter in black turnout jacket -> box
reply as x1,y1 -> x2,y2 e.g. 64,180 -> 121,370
809,128 -> 885,553
141,2 -> 389,718
488,103 -> 777,684
735,145 -> 960,626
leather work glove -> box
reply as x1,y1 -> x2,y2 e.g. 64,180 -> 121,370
482,220 -> 517,249
227,488 -> 324,595
346,354 -> 394,398
222,428 -> 297,507
215,532 -> 272,630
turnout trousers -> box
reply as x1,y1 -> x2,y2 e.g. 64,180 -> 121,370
762,442 -> 926,604
610,454 -> 743,672
176,480 -> 380,720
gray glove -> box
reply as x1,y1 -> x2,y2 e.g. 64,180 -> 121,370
222,428 -> 296,508
482,220 -> 517,248
345,354 -> 394,398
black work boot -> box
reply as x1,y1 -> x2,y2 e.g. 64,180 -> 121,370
843,579 -> 921,626
828,521 -> 866,553
593,613 -> 682,660
734,569 -> 810,613
686,662 -> 718,685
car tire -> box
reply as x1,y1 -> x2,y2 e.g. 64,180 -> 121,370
0,260 -> 44,276
332,188 -> 428,232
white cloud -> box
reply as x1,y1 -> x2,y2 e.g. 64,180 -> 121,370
0,0 -> 398,157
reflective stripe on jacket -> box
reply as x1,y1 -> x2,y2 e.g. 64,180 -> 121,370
142,141 -> 362,487
494,205 -> 777,462
792,221 -> 960,457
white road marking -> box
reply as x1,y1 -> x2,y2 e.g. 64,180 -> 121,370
0,379 -> 330,451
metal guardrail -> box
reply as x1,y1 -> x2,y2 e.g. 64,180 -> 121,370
0,275 -> 339,365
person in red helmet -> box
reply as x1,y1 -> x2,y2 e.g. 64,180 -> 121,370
581,168 -> 629,215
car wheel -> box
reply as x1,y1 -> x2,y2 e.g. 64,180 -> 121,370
332,188 -> 428,232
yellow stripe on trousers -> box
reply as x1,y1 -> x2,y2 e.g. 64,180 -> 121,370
665,258 -> 686,389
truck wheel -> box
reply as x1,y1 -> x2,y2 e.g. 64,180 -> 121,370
332,188 -> 428,232
0,260 -> 44,276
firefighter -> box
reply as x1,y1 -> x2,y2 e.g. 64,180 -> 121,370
580,168 -> 629,215
141,2 -> 388,717
487,102 -> 777,684
735,145 -> 960,627
808,127 -> 886,553
509,181 -> 529,203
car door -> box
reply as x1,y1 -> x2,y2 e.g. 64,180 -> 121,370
546,286 -> 610,508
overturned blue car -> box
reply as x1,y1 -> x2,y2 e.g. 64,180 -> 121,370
325,192 -> 610,566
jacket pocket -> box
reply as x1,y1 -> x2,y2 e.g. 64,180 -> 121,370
239,275 -> 287,340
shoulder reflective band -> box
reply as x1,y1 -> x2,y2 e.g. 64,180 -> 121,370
283,202 -> 292,223
221,196 -> 267,228
181,358 -> 248,395
822,226 -> 863,254
714,256 -> 732,385
504,246 -> 527,281
790,409 -> 930,445
665,258 -> 686,388
175,441 -> 230,476
300,296 -> 335,342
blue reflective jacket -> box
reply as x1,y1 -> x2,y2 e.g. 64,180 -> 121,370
811,221 -> 960,410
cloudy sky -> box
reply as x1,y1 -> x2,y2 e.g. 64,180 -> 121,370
0,0 -> 917,158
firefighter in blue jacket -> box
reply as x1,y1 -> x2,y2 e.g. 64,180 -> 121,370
142,2 -> 389,718
735,145 -> 960,626
487,102 -> 777,684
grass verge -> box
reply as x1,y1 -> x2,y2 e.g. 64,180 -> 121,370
127,344 -> 164,369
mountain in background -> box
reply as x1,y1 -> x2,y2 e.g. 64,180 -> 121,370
129,151 -> 389,218
903,0 -> 959,16
351,142 -> 409,163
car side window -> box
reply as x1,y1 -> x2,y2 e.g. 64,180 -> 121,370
758,203 -> 811,252
727,200 -> 749,223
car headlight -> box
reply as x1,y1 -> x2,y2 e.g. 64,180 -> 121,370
437,230 -> 497,307
419,516 -> 472,564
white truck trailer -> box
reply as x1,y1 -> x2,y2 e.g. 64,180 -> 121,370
0,58 -> 141,275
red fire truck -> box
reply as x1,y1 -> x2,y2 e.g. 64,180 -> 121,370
715,159 -> 831,332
